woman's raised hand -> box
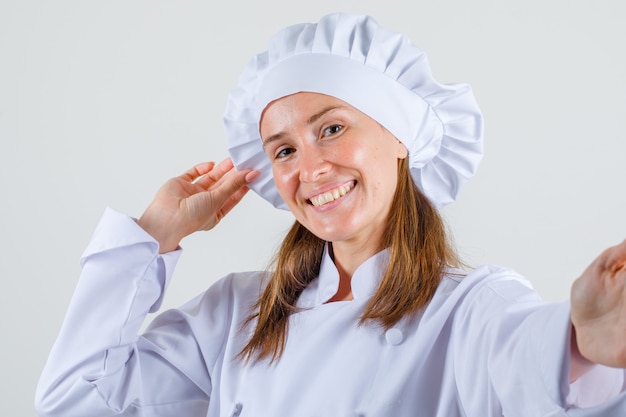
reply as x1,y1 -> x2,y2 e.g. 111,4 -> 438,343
137,159 -> 259,253
571,240 -> 626,368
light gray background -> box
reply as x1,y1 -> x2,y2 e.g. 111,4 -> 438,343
1,1 -> 624,415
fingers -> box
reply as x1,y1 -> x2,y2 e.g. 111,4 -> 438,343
599,240 -> 626,274
210,166 -> 259,205
180,159 -> 240,186
189,158 -> 260,194
186,158 -> 260,213
192,159 -> 238,189
174,159 -> 260,231
181,161 -> 217,183
213,186 -> 252,225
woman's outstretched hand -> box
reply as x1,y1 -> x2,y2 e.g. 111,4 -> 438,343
137,159 -> 260,253
571,240 -> 626,368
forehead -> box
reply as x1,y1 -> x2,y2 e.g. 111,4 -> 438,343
259,92 -> 357,133
262,92 -> 349,119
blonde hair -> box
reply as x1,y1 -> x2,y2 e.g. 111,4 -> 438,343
239,157 -> 461,362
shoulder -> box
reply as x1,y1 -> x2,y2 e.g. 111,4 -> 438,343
150,270 -> 269,333
145,270 -> 269,361
427,265 -> 543,320
192,270 -> 270,315
440,264 -> 536,300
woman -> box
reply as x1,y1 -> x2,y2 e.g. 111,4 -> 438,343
36,13 -> 626,417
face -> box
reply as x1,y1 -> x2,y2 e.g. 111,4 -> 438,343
260,92 -> 408,250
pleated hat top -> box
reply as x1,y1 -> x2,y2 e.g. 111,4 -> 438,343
224,13 -> 484,210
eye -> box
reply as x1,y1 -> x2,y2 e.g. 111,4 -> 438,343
322,124 -> 343,137
275,147 -> 296,159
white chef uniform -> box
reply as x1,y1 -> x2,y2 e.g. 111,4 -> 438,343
35,208 -> 626,416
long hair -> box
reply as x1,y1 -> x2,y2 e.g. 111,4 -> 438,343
238,157 -> 461,363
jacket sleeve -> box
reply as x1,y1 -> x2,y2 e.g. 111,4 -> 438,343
452,266 -> 626,417
35,208 -> 211,417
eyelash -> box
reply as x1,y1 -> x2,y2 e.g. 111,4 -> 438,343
322,124 -> 343,137
275,147 -> 295,159
273,124 -> 344,159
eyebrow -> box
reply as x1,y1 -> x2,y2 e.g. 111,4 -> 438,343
262,105 -> 346,147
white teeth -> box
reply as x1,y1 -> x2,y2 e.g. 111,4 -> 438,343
310,183 -> 354,207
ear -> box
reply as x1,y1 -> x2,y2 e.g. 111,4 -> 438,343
395,139 -> 409,159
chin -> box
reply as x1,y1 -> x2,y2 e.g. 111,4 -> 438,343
307,224 -> 360,244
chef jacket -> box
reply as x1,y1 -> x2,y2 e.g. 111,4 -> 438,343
35,208 -> 626,417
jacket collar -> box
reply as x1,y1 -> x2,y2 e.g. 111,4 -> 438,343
296,243 -> 390,308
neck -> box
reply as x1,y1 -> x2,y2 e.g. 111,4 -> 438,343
327,236 -> 382,302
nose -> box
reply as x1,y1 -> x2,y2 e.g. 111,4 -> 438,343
297,145 -> 330,183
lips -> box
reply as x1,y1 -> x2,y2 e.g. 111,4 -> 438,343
308,181 -> 355,207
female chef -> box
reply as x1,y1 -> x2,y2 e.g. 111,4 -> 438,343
36,13 -> 626,417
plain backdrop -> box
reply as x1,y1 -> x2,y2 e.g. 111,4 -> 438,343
1,1 -> 624,415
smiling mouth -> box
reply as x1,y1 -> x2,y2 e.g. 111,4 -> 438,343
308,182 -> 355,207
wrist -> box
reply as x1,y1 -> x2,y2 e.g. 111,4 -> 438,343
137,212 -> 183,254
569,324 -> 596,383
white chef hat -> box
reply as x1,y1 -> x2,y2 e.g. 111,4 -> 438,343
224,13 -> 484,210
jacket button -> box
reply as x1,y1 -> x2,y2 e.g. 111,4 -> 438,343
385,328 -> 403,345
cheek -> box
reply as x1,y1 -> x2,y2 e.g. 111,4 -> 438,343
356,144 -> 400,192
340,140 -> 372,168
349,141 -> 389,176
272,165 -> 298,199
